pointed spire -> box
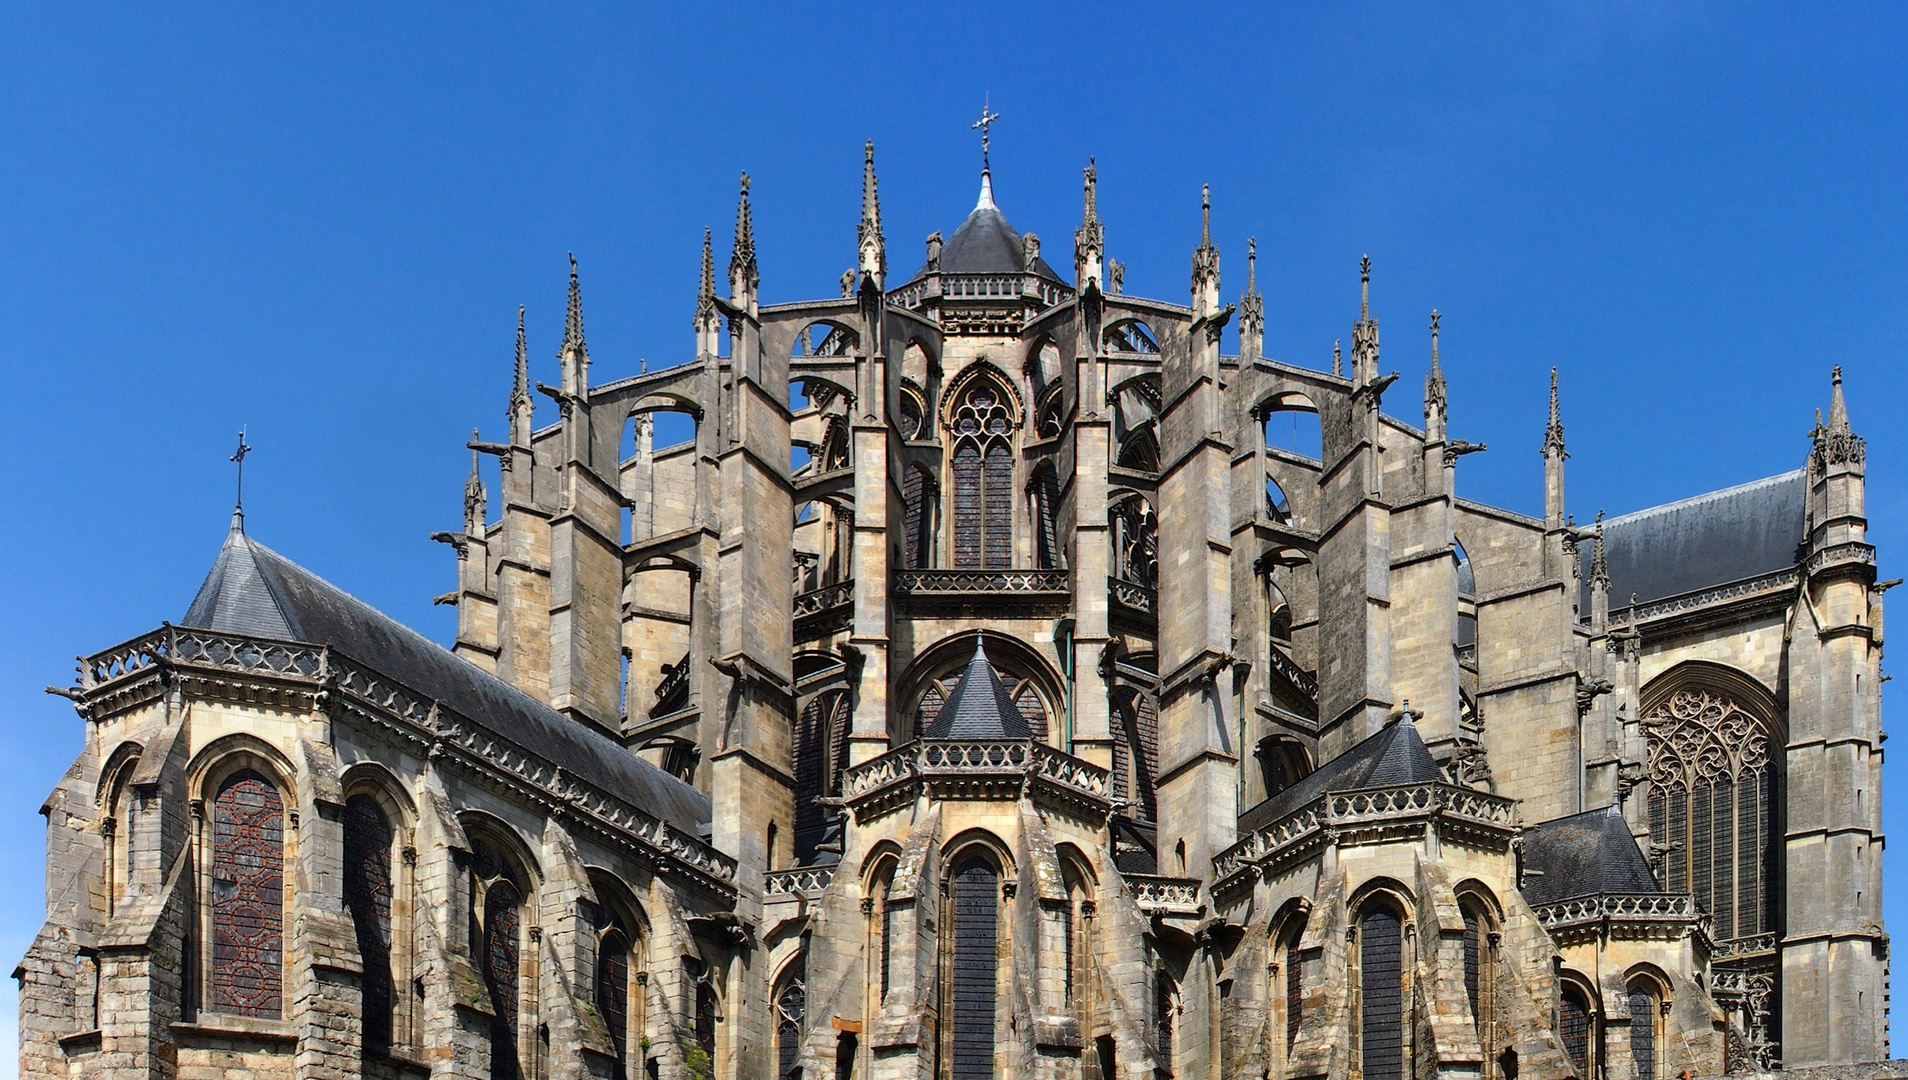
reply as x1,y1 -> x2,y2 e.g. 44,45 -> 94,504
926,632 -> 1032,740
1333,338 -> 1343,378
694,227 -> 719,355
1425,310 -> 1446,428
558,253 -> 589,396
465,427 -> 487,534
1074,157 -> 1104,290
1240,237 -> 1265,354
1351,255 -> 1379,384
1590,512 -> 1611,592
1190,184 -> 1220,313
729,172 -> 759,300
1543,367 -> 1566,456
858,140 -> 885,285
1813,365 -> 1866,468
1828,364 -> 1850,431
509,305 -> 532,443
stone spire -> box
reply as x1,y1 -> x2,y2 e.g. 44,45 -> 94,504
1812,365 -> 1866,469
1351,255 -> 1379,385
694,227 -> 720,356
464,428 -> 487,535
1190,184 -> 1220,316
1589,512 -> 1610,591
1424,310 -> 1447,440
1074,157 -> 1104,291
559,253 -> 589,396
1240,237 -> 1264,360
509,305 -> 533,445
729,172 -> 759,310
1543,368 -> 1567,530
1333,338 -> 1342,378
858,140 -> 885,288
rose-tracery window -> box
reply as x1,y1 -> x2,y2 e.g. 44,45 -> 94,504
1643,687 -> 1773,941
948,382 -> 1016,569
210,768 -> 285,1019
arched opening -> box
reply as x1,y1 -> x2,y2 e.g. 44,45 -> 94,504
1641,677 -> 1776,943
793,320 -> 859,358
1455,539 -> 1478,653
898,383 -> 929,441
903,464 -> 937,569
1155,968 -> 1177,1076
1457,887 -> 1502,1076
1626,977 -> 1663,1080
623,406 -> 701,545
1266,578 -> 1293,644
1117,425 -> 1160,473
1103,319 -> 1160,354
1264,403 -> 1322,464
1111,495 -> 1158,588
775,955 -> 807,1080
1356,897 -> 1407,1080
867,855 -> 899,1008
1256,736 -> 1312,802
945,374 -> 1018,569
343,793 -> 398,1056
98,745 -> 142,918
1264,475 -> 1291,524
1030,462 -> 1063,570
586,877 -> 646,1080
1112,681 -> 1160,821
207,766 -> 288,1019
793,690 -> 851,862
636,737 -> 699,784
1274,907 -> 1310,1075
947,854 -> 1001,1080
467,833 -> 533,1080
1559,977 -> 1596,1078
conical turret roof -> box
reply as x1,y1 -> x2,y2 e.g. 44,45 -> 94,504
924,635 -> 1032,740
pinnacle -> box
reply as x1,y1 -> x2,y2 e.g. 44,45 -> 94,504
562,253 -> 586,359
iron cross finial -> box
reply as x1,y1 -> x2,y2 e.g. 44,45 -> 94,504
973,97 -> 1001,169
229,427 -> 253,512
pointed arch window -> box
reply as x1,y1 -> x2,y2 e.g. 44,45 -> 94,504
209,768 -> 286,1019
1357,903 -> 1405,1080
793,691 -> 851,861
948,382 -> 1016,569
470,839 -> 526,1080
1031,464 -> 1062,570
1155,970 -> 1177,1076
343,795 -> 396,1054
903,466 -> 935,569
776,958 -> 806,1080
1282,915 -> 1308,1057
948,857 -> 999,1080
592,901 -> 637,1077
1642,686 -> 1773,941
1559,983 -> 1594,1077
1627,983 -> 1659,1080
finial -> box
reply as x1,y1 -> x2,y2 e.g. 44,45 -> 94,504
1425,310 -> 1446,416
1200,184 -> 1212,246
1247,237 -> 1258,292
1828,365 -> 1849,431
973,96 -> 1000,171
229,427 -> 253,525
1590,512 -> 1610,592
1429,310 -> 1441,372
859,140 -> 885,281
512,304 -> 528,400
1240,237 -> 1264,349
1543,367 -> 1567,456
562,252 -> 587,359
1359,254 -> 1372,320
695,227 -> 717,331
1333,339 -> 1343,378
1083,157 -> 1098,224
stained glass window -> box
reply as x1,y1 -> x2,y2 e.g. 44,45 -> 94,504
1284,920 -> 1306,1054
471,840 -> 524,1080
1359,905 -> 1404,1080
210,769 -> 285,1019
1643,687 -> 1773,942
948,382 -> 1016,569
1560,986 -> 1592,1076
1628,987 -> 1656,1080
1155,972 -> 1176,1076
950,859 -> 998,1080
776,962 -> 806,1080
598,929 -> 631,1069
343,795 -> 395,1052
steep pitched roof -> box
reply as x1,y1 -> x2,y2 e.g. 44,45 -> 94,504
1238,713 -> 1443,832
1583,470 -> 1807,607
1519,805 -> 1661,906
923,636 -> 1032,740
181,519 -> 711,834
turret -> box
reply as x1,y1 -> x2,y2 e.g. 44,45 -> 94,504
1074,157 -> 1104,291
857,141 -> 884,291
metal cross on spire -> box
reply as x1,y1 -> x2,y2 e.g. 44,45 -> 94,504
973,96 -> 1000,171
229,427 -> 253,518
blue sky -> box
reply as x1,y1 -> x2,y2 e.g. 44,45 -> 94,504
3,2 -> 1906,1066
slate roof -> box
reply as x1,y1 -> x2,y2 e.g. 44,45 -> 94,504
1518,805 -> 1661,907
1237,713 -> 1443,833
1583,471 -> 1808,608
923,636 -> 1032,740
182,517 -> 712,835
906,179 -> 1068,285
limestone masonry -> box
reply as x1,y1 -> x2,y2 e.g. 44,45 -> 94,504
19,141 -> 1891,1080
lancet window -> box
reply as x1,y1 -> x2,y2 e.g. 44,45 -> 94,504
1642,686 -> 1774,941
947,380 -> 1016,569
1112,497 -> 1157,587
793,690 -> 851,861
1357,902 -> 1406,1080
469,838 -> 527,1080
775,958 -> 806,1080
343,794 -> 397,1054
591,897 -> 640,1077
209,768 -> 286,1019
1560,983 -> 1594,1077
1628,982 -> 1659,1080
947,857 -> 1000,1080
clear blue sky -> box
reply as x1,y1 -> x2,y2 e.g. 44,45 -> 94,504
3,3 -> 1905,1067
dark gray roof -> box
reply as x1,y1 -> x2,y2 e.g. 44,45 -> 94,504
907,183 -> 1067,285
182,519 -> 711,834
1583,471 -> 1807,607
923,636 -> 1032,740
1238,714 -> 1442,832
1519,805 -> 1660,906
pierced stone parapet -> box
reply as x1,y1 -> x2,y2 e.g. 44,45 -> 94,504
841,738 -> 1110,818
793,579 -> 854,641
1107,575 -> 1157,619
1121,873 -> 1203,916
1213,782 -> 1519,891
1529,892 -> 1702,939
764,866 -> 835,898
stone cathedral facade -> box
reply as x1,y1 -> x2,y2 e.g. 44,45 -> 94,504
18,142 -> 1893,1080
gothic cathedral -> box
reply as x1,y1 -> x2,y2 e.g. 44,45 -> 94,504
19,139 -> 1890,1080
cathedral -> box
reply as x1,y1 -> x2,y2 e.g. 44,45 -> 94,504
17,132 -> 1892,1080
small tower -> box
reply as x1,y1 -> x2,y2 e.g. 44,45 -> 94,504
1190,184 -> 1220,317
694,227 -> 720,358
1074,157 -> 1104,291
857,141 -> 885,291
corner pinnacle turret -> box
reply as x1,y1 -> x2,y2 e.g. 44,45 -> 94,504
559,253 -> 589,396
729,173 -> 759,309
695,227 -> 720,356
858,141 -> 885,289
1074,157 -> 1104,291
